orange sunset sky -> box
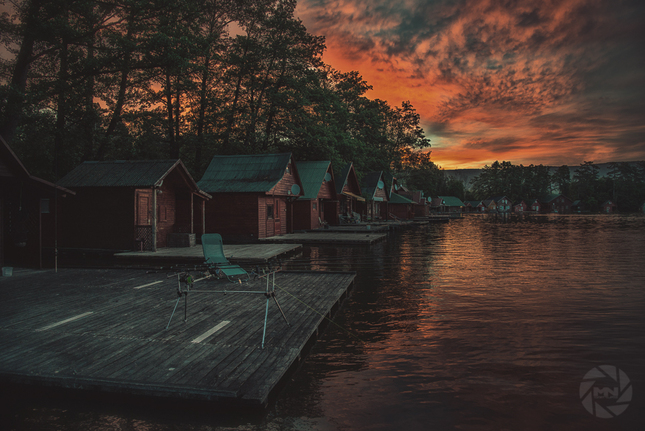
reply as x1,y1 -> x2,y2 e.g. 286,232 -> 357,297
296,0 -> 645,169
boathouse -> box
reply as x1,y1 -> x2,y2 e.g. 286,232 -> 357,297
359,171 -> 389,221
388,192 -> 415,220
400,190 -> 430,217
1,135 -> 74,268
335,162 -> 364,223
197,153 -> 303,241
292,161 -> 338,230
57,160 -> 210,251
464,200 -> 485,213
528,198 -> 542,213
513,200 -> 529,213
488,196 -> 512,212
602,200 -> 617,213
432,196 -> 465,213
482,199 -> 497,213
541,194 -> 573,214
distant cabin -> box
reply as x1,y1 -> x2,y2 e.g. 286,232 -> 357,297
1,134 -> 74,268
197,153 -> 303,241
57,160 -> 209,251
400,190 -> 430,217
527,198 -> 542,213
602,200 -> 617,213
388,192 -> 415,220
335,162 -> 364,222
434,196 -> 465,213
513,200 -> 528,213
382,172 -> 413,220
464,200 -> 485,213
292,161 -> 338,230
482,199 -> 497,212
489,196 -> 512,213
541,194 -> 573,214
359,171 -> 389,221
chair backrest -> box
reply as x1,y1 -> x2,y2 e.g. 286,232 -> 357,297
201,234 -> 229,265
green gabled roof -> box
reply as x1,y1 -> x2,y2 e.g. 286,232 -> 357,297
57,160 -> 183,188
335,162 -> 352,194
198,153 -> 294,193
541,193 -> 560,203
389,193 -> 414,204
438,196 -> 465,207
361,171 -> 387,200
297,161 -> 332,200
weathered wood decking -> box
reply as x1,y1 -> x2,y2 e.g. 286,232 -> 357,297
0,268 -> 355,406
115,243 -> 302,265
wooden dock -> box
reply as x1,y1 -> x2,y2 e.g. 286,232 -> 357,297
259,231 -> 387,245
115,243 -> 302,266
0,268 -> 355,407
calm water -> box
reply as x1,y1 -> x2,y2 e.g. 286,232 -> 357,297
3,214 -> 645,430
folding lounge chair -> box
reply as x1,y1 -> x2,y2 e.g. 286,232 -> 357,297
201,234 -> 250,282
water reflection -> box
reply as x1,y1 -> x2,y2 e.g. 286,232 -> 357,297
278,215 -> 645,430
5,215 -> 645,430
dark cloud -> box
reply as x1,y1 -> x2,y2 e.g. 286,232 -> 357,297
297,0 -> 645,166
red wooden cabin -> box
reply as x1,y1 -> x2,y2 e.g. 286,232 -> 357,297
541,194 -> 573,213
335,162 -> 364,222
1,135 -> 74,268
292,161 -> 338,230
602,200 -> 617,213
197,153 -> 303,241
57,160 -> 209,251
359,171 -> 389,221
513,200 -> 528,213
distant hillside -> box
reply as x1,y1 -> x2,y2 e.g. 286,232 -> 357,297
443,162 -> 644,187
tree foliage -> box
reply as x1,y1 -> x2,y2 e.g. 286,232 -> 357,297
0,0 -> 431,181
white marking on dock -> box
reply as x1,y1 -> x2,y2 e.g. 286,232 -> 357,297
36,312 -> 94,332
133,280 -> 164,290
191,321 -> 230,344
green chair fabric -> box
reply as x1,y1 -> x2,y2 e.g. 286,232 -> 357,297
201,234 -> 249,282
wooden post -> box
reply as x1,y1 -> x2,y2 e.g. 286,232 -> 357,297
190,192 -> 194,234
152,187 -> 157,252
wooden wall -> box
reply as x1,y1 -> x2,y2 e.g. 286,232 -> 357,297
61,188 -> 134,250
205,193 -> 260,242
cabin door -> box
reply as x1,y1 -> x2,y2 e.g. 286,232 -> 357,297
274,199 -> 282,235
135,190 -> 153,250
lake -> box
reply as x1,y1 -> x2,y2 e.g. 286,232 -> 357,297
3,214 -> 644,430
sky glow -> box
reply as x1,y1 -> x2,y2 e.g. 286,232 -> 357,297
296,0 -> 645,168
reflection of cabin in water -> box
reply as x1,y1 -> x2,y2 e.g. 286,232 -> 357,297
335,162 -> 364,222
1,135 -> 74,267
292,161 -> 338,230
197,153 -> 303,241
359,171 -> 389,221
57,160 -> 209,251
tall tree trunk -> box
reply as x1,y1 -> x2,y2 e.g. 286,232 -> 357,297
0,0 -> 43,143
165,67 -> 177,158
54,37 -> 69,179
82,28 -> 96,161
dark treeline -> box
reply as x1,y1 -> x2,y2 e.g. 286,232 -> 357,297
0,0 -> 430,182
468,160 -> 645,212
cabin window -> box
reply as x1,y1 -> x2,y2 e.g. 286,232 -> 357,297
313,202 -> 317,210
267,204 -> 274,219
285,165 -> 291,174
